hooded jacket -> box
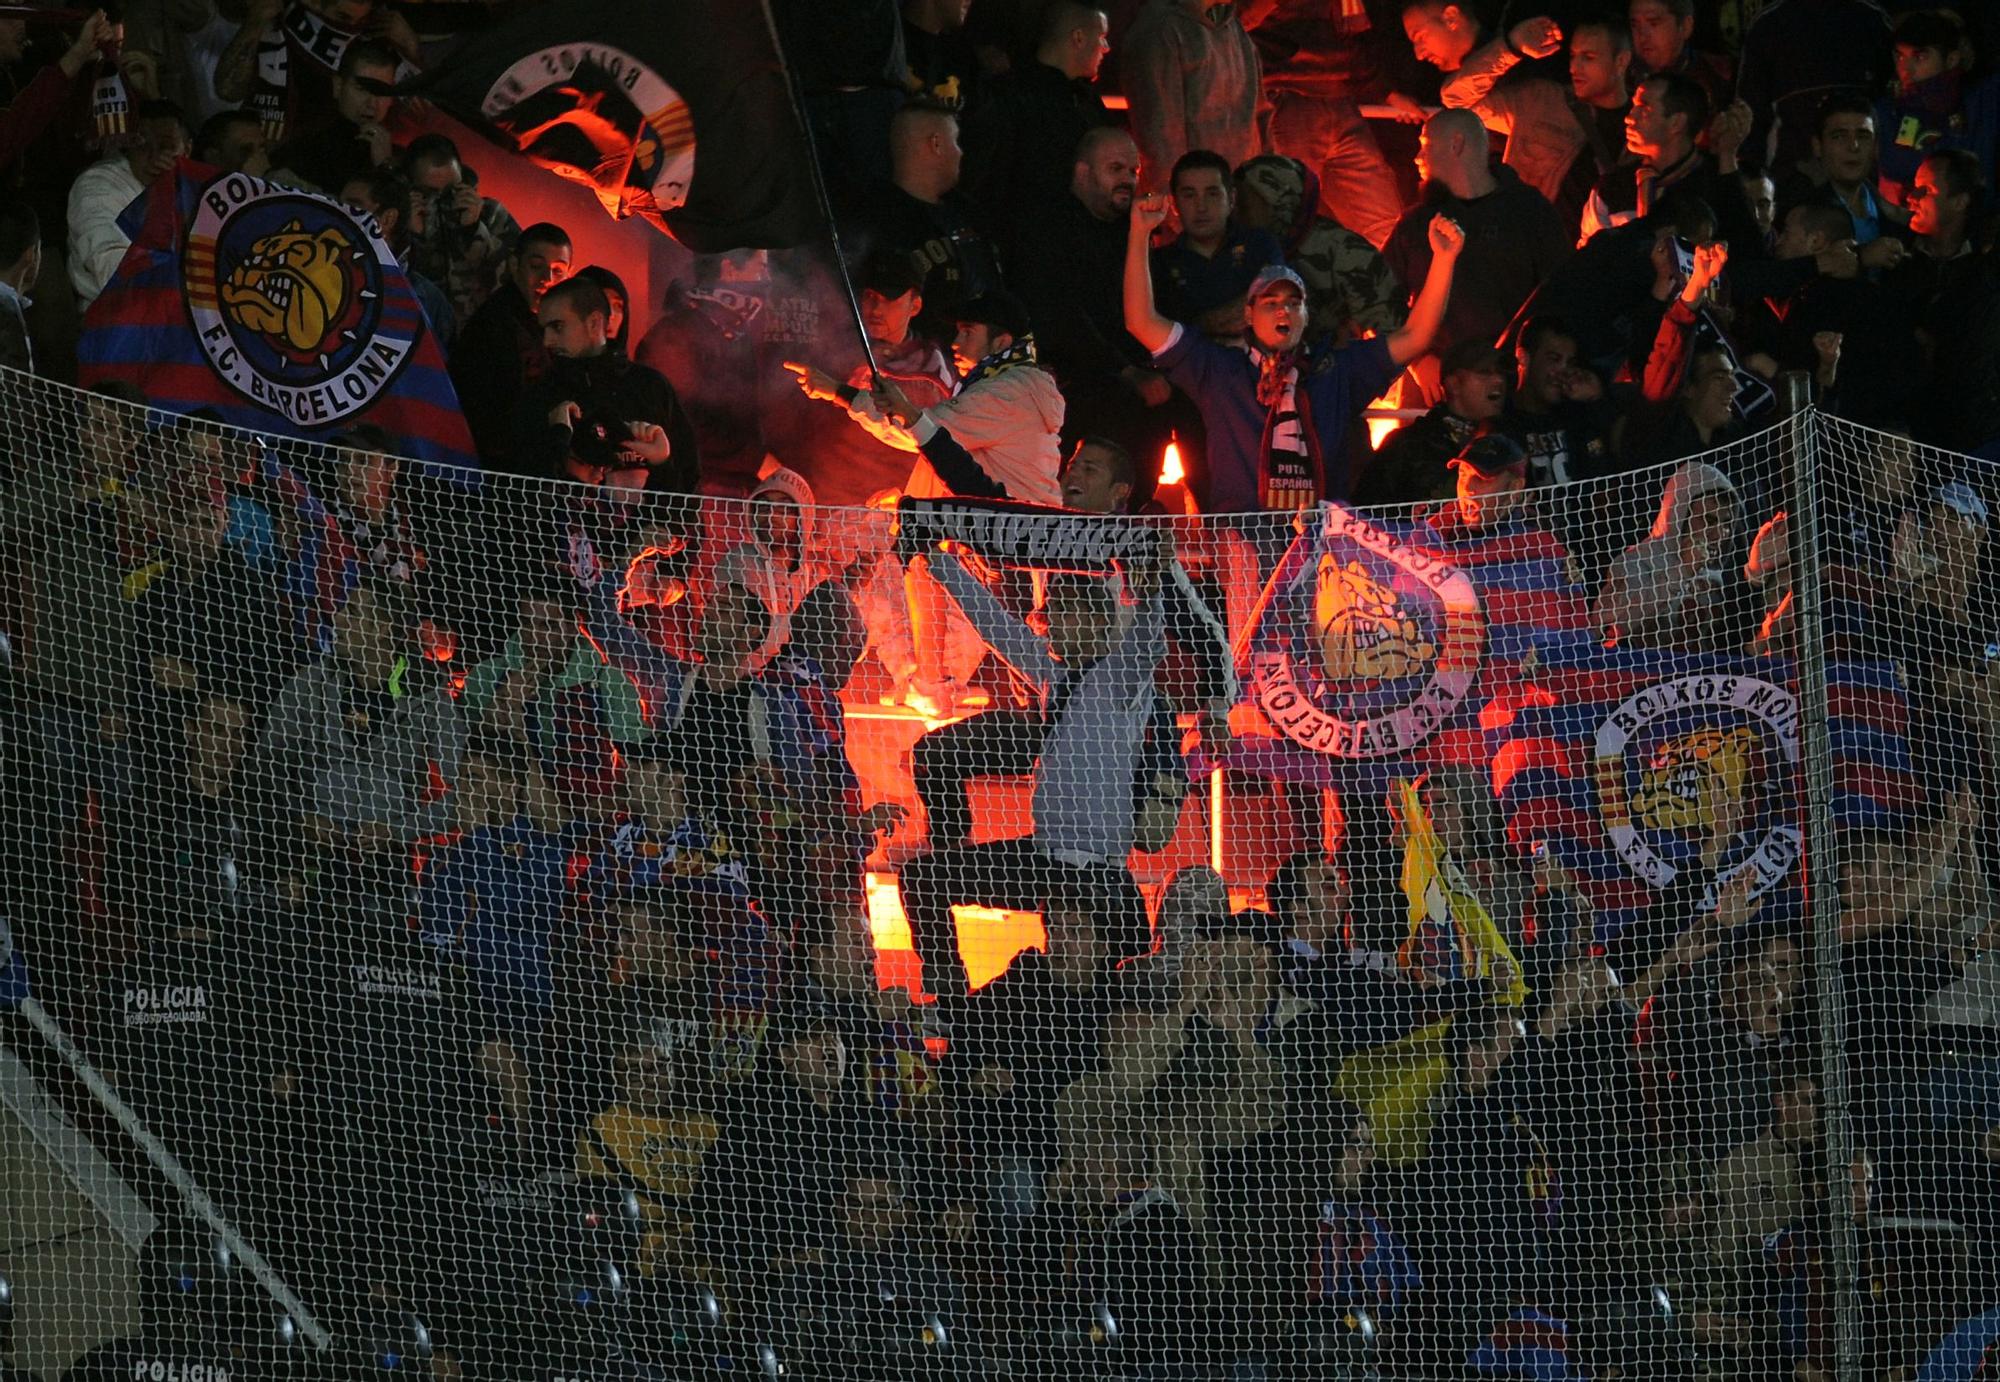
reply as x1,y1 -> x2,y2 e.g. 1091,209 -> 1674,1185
1595,461 -> 1748,652
1122,0 -> 1264,193
714,464 -> 836,672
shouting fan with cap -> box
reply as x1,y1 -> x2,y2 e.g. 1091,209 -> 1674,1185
1124,191 -> 1466,513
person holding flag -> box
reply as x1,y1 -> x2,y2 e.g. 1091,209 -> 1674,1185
0,8 -> 117,180
787,289 -> 1064,507
1123,190 -> 1467,513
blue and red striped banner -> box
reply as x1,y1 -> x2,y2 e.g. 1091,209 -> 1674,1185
78,161 -> 476,478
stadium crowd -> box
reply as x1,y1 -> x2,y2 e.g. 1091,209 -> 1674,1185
1,0 -> 2000,1379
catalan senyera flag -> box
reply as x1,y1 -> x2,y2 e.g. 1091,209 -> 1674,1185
403,0 -> 820,252
1334,778 -> 1527,1165
78,162 -> 475,474
1394,777 -> 1529,1003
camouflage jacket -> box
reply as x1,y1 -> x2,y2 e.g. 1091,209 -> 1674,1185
1293,218 -> 1407,348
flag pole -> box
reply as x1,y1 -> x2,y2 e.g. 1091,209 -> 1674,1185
758,0 -> 884,390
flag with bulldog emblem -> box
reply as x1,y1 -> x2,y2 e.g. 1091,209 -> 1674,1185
403,0 -> 820,252
1493,637 -> 1918,940
77,162 -> 476,473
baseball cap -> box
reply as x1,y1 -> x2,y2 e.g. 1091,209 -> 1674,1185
1440,339 -> 1507,377
955,289 -> 1033,339
1935,480 -> 1989,528
1448,434 -> 1529,476
1246,264 -> 1307,302
856,249 -> 924,300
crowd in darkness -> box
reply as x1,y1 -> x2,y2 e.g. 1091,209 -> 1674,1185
3,0 -> 2000,1379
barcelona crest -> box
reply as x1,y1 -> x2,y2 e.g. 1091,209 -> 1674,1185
1593,672 -> 1803,905
1245,504 -> 1486,759
184,172 -> 419,428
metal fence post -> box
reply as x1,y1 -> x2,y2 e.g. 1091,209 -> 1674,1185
1782,382 -> 1859,1382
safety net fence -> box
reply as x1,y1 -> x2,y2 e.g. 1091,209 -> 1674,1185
0,364 -> 1994,1382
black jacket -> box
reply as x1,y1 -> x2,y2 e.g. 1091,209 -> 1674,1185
451,281 -> 549,476
844,181 -> 1004,345
1356,403 -> 1479,507
1015,194 -> 1148,391
1083,1189 -> 1212,1373
270,113 -> 374,194
520,350 -> 702,492
961,60 -> 1112,256
1384,165 -> 1572,356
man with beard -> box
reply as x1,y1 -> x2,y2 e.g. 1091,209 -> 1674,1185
522,275 -> 699,494
1016,126 -> 1186,493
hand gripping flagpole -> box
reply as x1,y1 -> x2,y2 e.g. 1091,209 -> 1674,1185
758,0 -> 885,392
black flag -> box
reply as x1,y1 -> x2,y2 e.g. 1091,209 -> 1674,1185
406,0 -> 821,252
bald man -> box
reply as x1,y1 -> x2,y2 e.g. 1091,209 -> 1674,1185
1382,108 -> 1572,363
847,102 -> 1002,344
960,1 -> 1113,258
1402,0 -> 1591,225
1016,125 -> 1189,499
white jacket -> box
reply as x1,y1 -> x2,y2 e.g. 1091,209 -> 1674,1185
851,364 -> 1066,506
67,158 -> 146,308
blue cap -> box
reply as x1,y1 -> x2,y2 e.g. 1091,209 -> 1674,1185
1246,264 -> 1307,302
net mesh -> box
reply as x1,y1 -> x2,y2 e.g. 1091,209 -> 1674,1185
0,365 -> 1995,1381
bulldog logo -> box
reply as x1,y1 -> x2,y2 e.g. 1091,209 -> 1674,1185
185,173 -> 418,426
1594,673 -> 1801,902
1631,726 -> 1761,834
1316,556 -> 1438,682
220,220 -> 358,358
1250,504 -> 1485,758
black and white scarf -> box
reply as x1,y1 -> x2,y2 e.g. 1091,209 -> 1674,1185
248,4 -> 413,141
1246,343 -> 1324,511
